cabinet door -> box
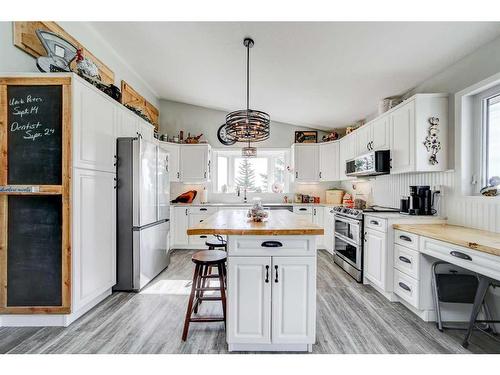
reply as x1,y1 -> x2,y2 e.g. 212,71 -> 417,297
116,109 -> 139,138
390,100 -> 415,174
139,121 -> 154,142
73,81 -> 116,172
323,208 -> 335,255
172,207 -> 189,245
356,124 -> 372,156
312,207 -> 324,248
227,256 -> 272,344
364,228 -> 386,289
371,115 -> 390,150
180,145 -> 209,182
339,134 -> 355,181
271,256 -> 316,344
294,145 -> 319,182
72,168 -> 116,311
319,142 -> 339,181
160,142 -> 180,182
188,212 -> 210,245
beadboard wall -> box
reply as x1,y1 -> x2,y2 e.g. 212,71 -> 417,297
344,170 -> 500,233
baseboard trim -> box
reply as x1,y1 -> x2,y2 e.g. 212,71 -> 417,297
228,343 -> 312,352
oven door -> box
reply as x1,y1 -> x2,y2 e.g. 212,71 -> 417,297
334,233 -> 362,269
334,216 -> 361,244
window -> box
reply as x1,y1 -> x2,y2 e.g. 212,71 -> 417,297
212,149 -> 290,194
483,94 -> 500,185
476,84 -> 500,189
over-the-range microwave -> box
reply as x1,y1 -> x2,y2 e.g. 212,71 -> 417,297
346,150 -> 391,177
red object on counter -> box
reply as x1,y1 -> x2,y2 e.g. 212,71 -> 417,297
342,193 -> 354,208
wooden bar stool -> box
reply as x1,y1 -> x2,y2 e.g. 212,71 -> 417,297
182,250 -> 227,341
203,235 -> 227,286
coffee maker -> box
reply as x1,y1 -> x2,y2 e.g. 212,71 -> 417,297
400,185 -> 439,215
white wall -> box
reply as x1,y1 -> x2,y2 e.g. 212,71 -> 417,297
342,33 -> 500,234
0,22 -> 159,107
159,99 -> 327,148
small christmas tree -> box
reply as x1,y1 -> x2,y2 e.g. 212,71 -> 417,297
236,158 -> 256,191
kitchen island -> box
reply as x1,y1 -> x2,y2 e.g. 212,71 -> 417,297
187,209 -> 323,352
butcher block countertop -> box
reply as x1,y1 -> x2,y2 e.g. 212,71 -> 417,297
187,209 -> 324,236
393,223 -> 500,257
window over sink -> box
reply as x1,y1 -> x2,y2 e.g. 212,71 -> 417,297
212,149 -> 290,194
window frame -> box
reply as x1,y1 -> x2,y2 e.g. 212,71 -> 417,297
474,83 -> 500,193
211,148 -> 291,194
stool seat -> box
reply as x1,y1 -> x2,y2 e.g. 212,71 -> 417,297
192,250 -> 227,265
205,240 -> 227,248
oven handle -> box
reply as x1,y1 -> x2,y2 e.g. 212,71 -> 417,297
334,232 -> 361,247
334,216 -> 361,226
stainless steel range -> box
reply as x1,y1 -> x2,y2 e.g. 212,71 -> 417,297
331,206 -> 364,282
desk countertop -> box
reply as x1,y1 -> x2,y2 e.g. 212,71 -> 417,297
393,223 -> 500,257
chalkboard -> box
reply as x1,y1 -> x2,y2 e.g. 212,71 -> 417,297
7,195 -> 62,307
7,85 -> 63,185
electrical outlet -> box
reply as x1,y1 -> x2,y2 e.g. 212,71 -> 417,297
433,185 -> 443,195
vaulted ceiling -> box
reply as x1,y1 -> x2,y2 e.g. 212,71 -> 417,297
90,22 -> 500,130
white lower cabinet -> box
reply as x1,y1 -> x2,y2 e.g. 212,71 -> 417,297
312,207 -> 325,249
72,168 -> 116,311
227,254 -> 316,347
227,257 -> 272,344
364,228 -> 386,290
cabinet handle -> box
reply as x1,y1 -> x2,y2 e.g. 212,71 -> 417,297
274,265 -> 279,283
399,235 -> 412,242
185,209 -> 188,216
113,155 -> 117,167
200,235 -> 207,239
165,158 -> 169,172
370,220 -> 379,225
265,265 -> 269,283
295,171 -> 298,178
200,208 -> 207,211
199,220 -> 203,223
319,171 -> 322,179
204,171 -> 207,178
399,282 -> 411,292
313,208 -> 316,215
261,241 -> 283,248
399,256 -> 411,264
177,171 -> 180,179
450,251 -> 472,261
299,208 -> 307,211
113,177 -> 118,189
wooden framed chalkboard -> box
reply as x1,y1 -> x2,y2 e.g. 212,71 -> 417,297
0,76 -> 71,314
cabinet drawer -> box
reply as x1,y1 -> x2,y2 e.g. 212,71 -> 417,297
394,230 -> 418,250
394,244 -> 420,279
293,206 -> 313,215
393,269 -> 419,308
228,236 -> 315,256
188,206 -> 218,215
420,237 -> 500,281
365,216 -> 387,232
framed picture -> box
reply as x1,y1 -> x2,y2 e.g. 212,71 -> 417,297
295,131 -> 317,143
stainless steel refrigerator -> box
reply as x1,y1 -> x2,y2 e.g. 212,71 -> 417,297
114,137 -> 170,291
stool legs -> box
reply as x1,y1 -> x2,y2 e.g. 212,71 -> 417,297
462,276 -> 491,348
182,264 -> 201,341
218,263 -> 227,326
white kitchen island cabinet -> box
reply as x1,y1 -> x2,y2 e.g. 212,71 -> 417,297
187,210 -> 323,352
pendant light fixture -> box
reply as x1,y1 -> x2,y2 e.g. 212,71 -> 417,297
225,37 -> 270,157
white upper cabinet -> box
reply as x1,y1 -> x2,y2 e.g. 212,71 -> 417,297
319,141 -> 340,181
138,120 -> 155,142
356,123 -> 373,155
179,144 -> 211,182
389,94 -> 448,174
371,115 -> 390,151
116,108 -> 139,138
72,79 -> 117,173
159,142 -> 180,182
339,133 -> 356,180
292,144 -> 319,182
390,100 -> 415,174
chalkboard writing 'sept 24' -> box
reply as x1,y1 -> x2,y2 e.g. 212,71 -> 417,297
7,85 -> 63,185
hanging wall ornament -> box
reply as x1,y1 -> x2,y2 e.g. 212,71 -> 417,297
423,117 -> 441,165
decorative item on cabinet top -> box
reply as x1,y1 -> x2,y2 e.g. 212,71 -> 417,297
120,81 -> 159,130
34,29 -> 77,74
295,130 -> 318,143
321,131 -> 339,142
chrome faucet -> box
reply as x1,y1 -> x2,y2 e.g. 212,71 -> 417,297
237,186 -> 248,203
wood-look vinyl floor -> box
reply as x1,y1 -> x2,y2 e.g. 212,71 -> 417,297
1,250 -> 498,354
